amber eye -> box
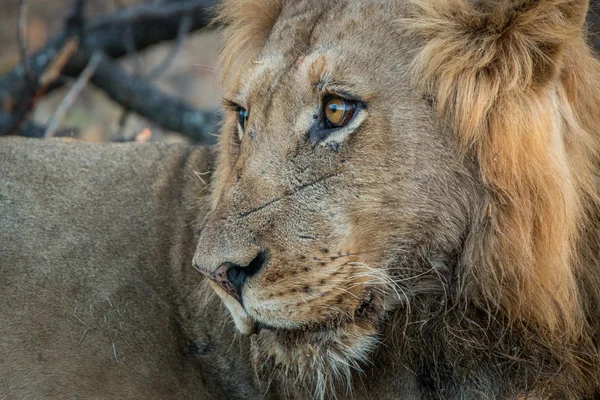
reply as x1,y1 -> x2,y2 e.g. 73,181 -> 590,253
238,108 -> 249,132
324,97 -> 357,128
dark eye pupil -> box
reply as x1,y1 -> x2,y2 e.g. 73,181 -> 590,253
238,109 -> 248,130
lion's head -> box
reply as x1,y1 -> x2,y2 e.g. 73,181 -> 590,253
193,0 -> 600,397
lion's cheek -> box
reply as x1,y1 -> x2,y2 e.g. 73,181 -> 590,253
251,320 -> 381,380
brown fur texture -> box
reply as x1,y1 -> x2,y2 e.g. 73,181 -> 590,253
2,0 -> 600,399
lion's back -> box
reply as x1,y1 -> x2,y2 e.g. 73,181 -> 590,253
0,138 -> 220,399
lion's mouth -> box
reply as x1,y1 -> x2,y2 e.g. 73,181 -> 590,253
249,290 -> 376,335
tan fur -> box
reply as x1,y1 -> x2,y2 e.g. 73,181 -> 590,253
2,0 -> 600,399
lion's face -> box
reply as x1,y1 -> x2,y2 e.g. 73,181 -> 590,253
193,0 -> 478,385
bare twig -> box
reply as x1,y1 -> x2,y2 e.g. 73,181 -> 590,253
0,0 -> 219,138
17,0 -> 31,79
0,0 -> 219,103
0,38 -> 79,136
45,52 -> 102,137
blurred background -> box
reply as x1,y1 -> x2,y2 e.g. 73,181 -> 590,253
0,0 -> 221,144
0,0 -> 599,146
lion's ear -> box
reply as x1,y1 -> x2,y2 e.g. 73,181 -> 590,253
216,0 -> 283,92
406,0 -> 589,97
473,0 -> 588,85
403,0 -> 590,142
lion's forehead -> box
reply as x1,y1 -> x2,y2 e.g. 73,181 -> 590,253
238,2 -> 402,106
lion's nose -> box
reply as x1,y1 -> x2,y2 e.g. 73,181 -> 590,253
196,251 -> 268,303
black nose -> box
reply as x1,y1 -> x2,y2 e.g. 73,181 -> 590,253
203,251 -> 268,303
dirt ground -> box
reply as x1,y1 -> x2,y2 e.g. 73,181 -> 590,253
0,0 -> 221,143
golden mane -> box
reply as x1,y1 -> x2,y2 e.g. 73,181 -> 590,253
402,0 -> 600,342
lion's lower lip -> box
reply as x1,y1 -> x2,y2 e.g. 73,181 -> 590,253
253,321 -> 272,334
252,320 -> 334,335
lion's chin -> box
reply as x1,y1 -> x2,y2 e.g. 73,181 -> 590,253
249,320 -> 380,399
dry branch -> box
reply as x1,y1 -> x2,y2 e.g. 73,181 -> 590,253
91,54 -> 219,143
0,0 -> 85,137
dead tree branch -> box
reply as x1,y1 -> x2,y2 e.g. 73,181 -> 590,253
91,54 -> 219,143
1,0 -> 85,136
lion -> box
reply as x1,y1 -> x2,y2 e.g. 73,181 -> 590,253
1,0 -> 600,399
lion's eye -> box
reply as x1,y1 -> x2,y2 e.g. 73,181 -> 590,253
324,97 -> 357,128
238,108 -> 249,132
